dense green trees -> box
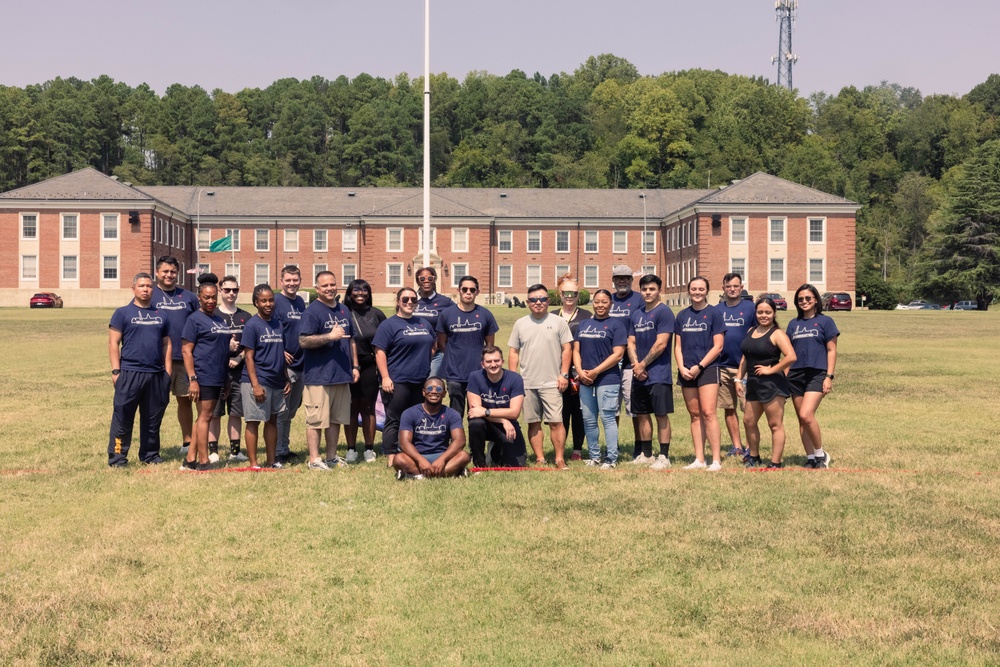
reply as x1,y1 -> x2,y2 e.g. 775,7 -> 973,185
1,56 -> 999,305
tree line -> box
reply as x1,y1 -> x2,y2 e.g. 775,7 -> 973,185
2,54 -> 999,308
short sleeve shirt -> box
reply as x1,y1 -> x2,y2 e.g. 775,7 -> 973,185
400,404 -> 464,456
630,303 -> 676,385
273,293 -> 307,371
414,293 -> 455,333
110,303 -> 169,373
181,310 -> 231,387
718,301 -> 758,368
299,300 -> 355,386
152,286 -> 199,361
609,291 -> 643,369
575,316 -> 628,387
437,305 -> 499,382
674,304 -> 727,369
507,313 -> 574,389
466,369 -> 525,410
372,316 -> 436,383
787,314 -> 840,370
240,315 -> 287,388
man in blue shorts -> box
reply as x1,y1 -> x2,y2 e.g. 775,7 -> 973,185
717,272 -> 756,458
466,346 -> 527,468
394,377 -> 470,479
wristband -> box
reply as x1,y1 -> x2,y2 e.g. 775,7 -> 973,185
696,363 -> 704,372
826,374 -> 835,380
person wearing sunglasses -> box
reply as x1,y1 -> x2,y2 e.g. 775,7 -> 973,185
208,275 -> 251,462
786,284 -> 839,469
436,275 -> 498,420
394,377 -> 470,480
413,266 -> 455,378
552,273 -> 590,462
374,287 -> 437,466
717,272 -> 757,460
608,265 -> 644,460
273,265 -> 306,466
508,284 -> 574,468
343,279 -> 385,463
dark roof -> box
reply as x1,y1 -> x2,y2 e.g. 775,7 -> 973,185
697,172 -> 856,206
0,167 -> 152,201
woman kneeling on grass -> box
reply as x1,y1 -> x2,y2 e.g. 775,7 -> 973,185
786,284 -> 839,469
736,297 -> 796,469
393,377 -> 470,480
180,274 -> 231,471
240,285 -> 291,469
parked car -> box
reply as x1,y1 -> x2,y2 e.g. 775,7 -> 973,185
905,300 -> 929,310
29,292 -> 63,308
912,302 -> 942,310
953,300 -> 978,310
821,292 -> 853,311
758,292 -> 788,310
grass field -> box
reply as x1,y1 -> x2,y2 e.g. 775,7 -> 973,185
2,306 -> 999,666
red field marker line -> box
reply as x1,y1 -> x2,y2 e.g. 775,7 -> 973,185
136,466 -> 299,475
470,466 -> 972,475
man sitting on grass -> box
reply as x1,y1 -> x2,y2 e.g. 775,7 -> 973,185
394,377 -> 470,480
466,346 -> 527,468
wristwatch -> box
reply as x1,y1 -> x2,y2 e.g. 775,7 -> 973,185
826,374 -> 835,380
189,375 -> 199,382
353,365 -> 361,370
562,373 -> 571,379
111,369 -> 120,376
485,408 -> 491,417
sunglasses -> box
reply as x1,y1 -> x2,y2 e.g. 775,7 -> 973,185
221,288 -> 239,294
399,296 -> 417,304
562,292 -> 578,298
527,296 -> 549,303
352,287 -> 369,293
424,385 -> 445,394
416,276 -> 435,282
460,287 -> 478,293
797,296 -> 815,303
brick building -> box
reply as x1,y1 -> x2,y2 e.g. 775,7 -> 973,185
0,168 -> 858,306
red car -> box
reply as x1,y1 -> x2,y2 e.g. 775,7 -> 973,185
822,292 -> 853,311
30,292 -> 64,308
758,292 -> 788,310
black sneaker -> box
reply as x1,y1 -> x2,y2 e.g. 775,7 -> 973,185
459,468 -> 470,478
196,463 -> 213,471
815,452 -> 831,469
803,458 -> 817,469
744,456 -> 762,468
395,468 -> 406,482
766,461 -> 784,469
180,460 -> 197,471
142,456 -> 165,465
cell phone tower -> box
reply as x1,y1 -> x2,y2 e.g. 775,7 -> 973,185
771,0 -> 799,90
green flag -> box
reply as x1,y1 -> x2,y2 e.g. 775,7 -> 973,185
209,235 -> 232,252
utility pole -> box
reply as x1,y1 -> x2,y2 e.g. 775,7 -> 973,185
771,0 -> 798,91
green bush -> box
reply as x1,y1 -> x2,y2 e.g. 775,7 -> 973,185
856,275 -> 896,310
578,289 -> 590,305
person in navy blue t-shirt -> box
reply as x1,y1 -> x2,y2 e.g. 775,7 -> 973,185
273,265 -> 306,464
240,285 -> 290,469
180,276 -> 231,470
466,346 -> 527,467
674,276 -> 726,471
208,275 -> 251,462
717,272 -> 757,459
436,275 -> 498,418
609,265 -> 644,458
414,266 -> 455,378
575,290 -> 627,467
786,284 -> 840,469
107,272 -> 171,467
394,377 -> 470,479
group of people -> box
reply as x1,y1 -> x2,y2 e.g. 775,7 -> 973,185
107,258 -> 839,476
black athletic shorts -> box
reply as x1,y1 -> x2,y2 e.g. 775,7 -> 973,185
678,364 -> 721,389
787,367 -> 826,396
631,382 -> 674,416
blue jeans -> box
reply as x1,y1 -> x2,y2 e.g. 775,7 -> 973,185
580,383 -> 620,463
276,369 -> 303,456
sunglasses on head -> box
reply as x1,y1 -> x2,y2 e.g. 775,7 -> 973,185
221,287 -> 239,293
527,296 -> 549,303
460,287 -> 478,293
399,296 -> 417,304
424,385 -> 445,394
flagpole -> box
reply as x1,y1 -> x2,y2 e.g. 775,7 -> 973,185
422,0 -> 431,271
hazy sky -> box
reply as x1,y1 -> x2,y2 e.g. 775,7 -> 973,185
4,0 -> 998,98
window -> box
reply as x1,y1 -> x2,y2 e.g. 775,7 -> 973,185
312,264 -> 328,282
555,264 -> 570,280
556,230 -> 570,254
62,214 -> 78,240
387,228 -> 403,252
583,265 -> 599,288
452,228 -> 469,253
613,230 -> 628,253
527,230 -> 541,253
526,264 -> 542,285
21,255 -> 37,280
498,265 -> 513,288
21,214 -> 37,239
731,217 -> 747,243
681,224 -> 687,249
103,255 -> 118,280
691,221 -> 697,245
809,258 -> 824,283
313,229 -> 327,252
197,228 -> 211,251
227,229 -> 241,251
498,230 -> 513,253
450,263 -> 468,287
731,258 -> 746,277
178,225 -> 185,250
285,229 -> 299,252
341,264 -> 357,284
62,255 -> 78,280
770,258 -> 785,283
255,229 -> 269,252
198,263 -> 210,275
225,263 -> 240,281
641,264 -> 657,277
419,228 -> 436,253
809,218 -> 825,243
770,218 -> 785,243
102,214 -> 119,240
255,264 -> 270,286
584,231 -> 599,253
387,263 -> 403,287
642,231 -> 656,254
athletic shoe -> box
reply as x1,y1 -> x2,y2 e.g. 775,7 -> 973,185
142,456 -> 165,465
308,459 -> 331,471
803,458 -> 818,469
584,459 -> 600,467
109,460 -> 127,468
744,456 -> 762,468
345,450 -> 360,464
631,453 -> 652,466
650,455 -> 672,470
229,451 -> 248,462
180,460 -> 197,471
599,462 -> 616,470
570,451 -> 582,461
325,456 -> 347,468
395,469 -> 423,481
766,461 -> 784,469
250,465 -> 262,470
815,451 -> 831,469
726,445 -> 746,458
178,444 -> 189,456
683,460 -> 708,470
707,461 -> 723,472
196,463 -> 213,471
208,452 -> 220,464
363,449 -> 377,463
270,461 -> 283,469
459,468 -> 470,478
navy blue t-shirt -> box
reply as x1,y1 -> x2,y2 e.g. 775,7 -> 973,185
718,301 -> 758,368
609,291 -> 643,369
787,314 -> 840,371
110,302 -> 169,373
414,293 -> 455,333
630,303 -> 676,385
181,310 -> 231,387
372,316 -> 435,383
437,304 -> 499,382
240,315 -> 287,389
575,316 -> 628,387
466,369 -> 525,410
674,304 -> 727,369
400,404 -> 464,456
299,300 -> 355,386
273,292 -> 306,371
152,286 -> 199,361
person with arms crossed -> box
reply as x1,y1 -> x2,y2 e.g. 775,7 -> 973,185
414,266 -> 455,378
553,273 -> 590,461
343,279 -> 386,463
508,284 -> 574,469
717,273 -> 757,459
394,377 -> 471,480
208,275 -> 251,462
466,346 -> 527,468
437,275 -> 498,420
608,264 -> 644,459
107,273 -> 171,467
298,271 -> 361,470
273,265 -> 306,465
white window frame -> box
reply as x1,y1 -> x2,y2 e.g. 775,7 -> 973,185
226,229 -> 241,252
419,228 -> 437,254
198,263 -> 210,275
641,264 -> 657,276
730,217 -> 747,244
178,225 -> 185,250
584,230 -> 599,254
341,228 -> 357,252
255,263 -> 270,286
555,264 -> 570,280
526,264 -> 542,286
225,263 -> 240,281
102,255 -> 119,281
642,230 -> 656,254
62,255 -> 78,280
556,230 -> 570,254
451,263 -> 469,287
613,230 -> 628,254
731,257 -> 747,278
497,265 -> 513,288
313,229 -> 327,252
769,258 -> 785,283
102,213 -> 119,240
21,255 -> 37,280
583,265 -> 599,288
452,227 -> 469,253
527,230 -> 542,254
20,213 -> 38,240
341,264 -> 357,285
809,258 -> 825,283
809,217 -> 826,244
312,264 -> 328,283
386,263 -> 403,288
769,218 -> 786,244
285,228 -> 299,252
498,230 -> 513,253
387,228 -> 404,252
61,213 -> 79,241
197,228 -> 211,251
255,229 -> 269,252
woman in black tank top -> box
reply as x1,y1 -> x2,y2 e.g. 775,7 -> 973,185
736,298 -> 797,469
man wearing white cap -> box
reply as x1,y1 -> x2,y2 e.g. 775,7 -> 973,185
608,264 -> 645,460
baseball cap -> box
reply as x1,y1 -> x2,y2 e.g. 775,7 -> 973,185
611,264 -> 633,277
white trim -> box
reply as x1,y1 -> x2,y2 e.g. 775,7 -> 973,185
102,255 -> 119,281
526,230 -> 542,254
341,228 -> 357,252
613,230 -> 628,254
555,264 -> 570,280
225,263 -> 241,283
61,213 -> 80,241
386,227 -> 404,252
808,217 -> 826,244
20,212 -> 39,240
729,216 -> 747,244
386,262 -> 404,288
584,230 -> 599,254
808,257 -> 825,283
451,227 -> 469,253
555,230 -> 571,254
341,263 -> 357,285
526,264 -> 542,286
498,229 -> 513,253
642,230 -> 656,254
102,212 -> 120,240
255,263 -> 270,286
313,229 -> 328,252
284,228 -> 299,252
255,228 -> 270,252
197,228 -> 211,251
583,265 -> 599,289
62,254 -> 79,282
769,217 -> 786,245
20,254 -> 38,281
450,263 -> 469,288
311,264 -> 328,283
769,257 -> 785,284
497,264 -> 513,288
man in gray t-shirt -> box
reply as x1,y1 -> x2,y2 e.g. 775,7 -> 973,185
508,284 -> 573,468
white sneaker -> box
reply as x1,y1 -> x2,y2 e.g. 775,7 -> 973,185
363,449 -> 377,463
631,453 -> 652,465
325,456 -> 347,468
178,445 -> 189,455
584,459 -> 600,467
683,460 -> 708,470
650,455 -> 672,470
208,452 -> 220,464
229,451 -> 249,462
345,450 -> 360,464
707,461 -> 723,472
308,459 -> 330,470
599,462 -> 616,470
